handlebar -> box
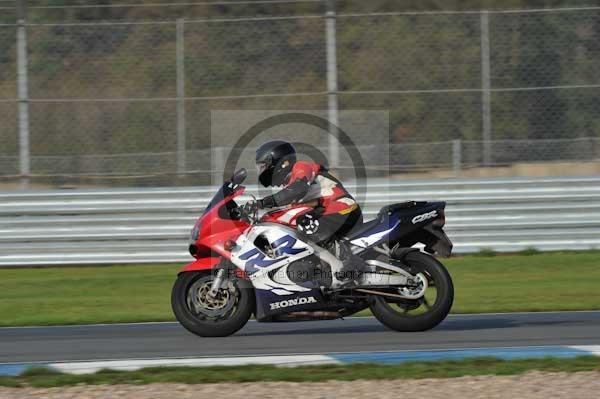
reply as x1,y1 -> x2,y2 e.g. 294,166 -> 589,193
238,195 -> 258,224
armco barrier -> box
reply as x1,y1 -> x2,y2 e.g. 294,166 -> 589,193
1,176 -> 599,267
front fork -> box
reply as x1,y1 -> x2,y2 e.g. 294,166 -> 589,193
209,268 -> 226,298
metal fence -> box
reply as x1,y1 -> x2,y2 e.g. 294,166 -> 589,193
1,3 -> 600,186
1,176 -> 599,267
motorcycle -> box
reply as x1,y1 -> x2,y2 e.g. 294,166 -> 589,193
171,168 -> 454,337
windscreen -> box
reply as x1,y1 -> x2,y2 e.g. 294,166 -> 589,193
203,183 -> 236,213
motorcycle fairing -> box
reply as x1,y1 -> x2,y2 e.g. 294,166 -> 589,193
181,257 -> 221,272
260,206 -> 313,226
349,214 -> 402,249
254,288 -> 326,321
228,223 -> 333,319
189,183 -> 250,261
231,224 -> 315,294
348,201 -> 448,254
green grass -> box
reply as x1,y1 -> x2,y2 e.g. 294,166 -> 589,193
0,264 -> 179,326
0,251 -> 599,326
474,247 -> 497,257
449,251 -> 600,314
2,357 -> 600,387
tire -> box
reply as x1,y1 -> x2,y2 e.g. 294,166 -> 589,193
369,251 -> 454,332
171,271 -> 255,337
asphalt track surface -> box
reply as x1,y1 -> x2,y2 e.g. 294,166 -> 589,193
1,311 -> 599,364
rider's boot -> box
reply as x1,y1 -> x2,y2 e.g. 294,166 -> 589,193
329,239 -> 367,287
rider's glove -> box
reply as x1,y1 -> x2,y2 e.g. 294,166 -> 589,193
258,196 -> 276,209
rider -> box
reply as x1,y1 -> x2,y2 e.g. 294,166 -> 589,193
249,140 -> 365,285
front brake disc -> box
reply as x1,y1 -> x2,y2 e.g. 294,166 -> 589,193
189,280 -> 237,318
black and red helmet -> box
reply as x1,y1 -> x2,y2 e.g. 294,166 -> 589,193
255,140 -> 297,187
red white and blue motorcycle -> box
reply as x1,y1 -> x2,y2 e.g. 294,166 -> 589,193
172,169 -> 454,337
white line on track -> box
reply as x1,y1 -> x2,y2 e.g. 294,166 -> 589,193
3,344 -> 599,367
4,345 -> 600,375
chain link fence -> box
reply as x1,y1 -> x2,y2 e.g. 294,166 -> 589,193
1,3 -> 600,186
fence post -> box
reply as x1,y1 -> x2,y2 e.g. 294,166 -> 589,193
16,0 -> 30,189
176,18 -> 186,177
480,10 -> 492,166
325,0 -> 339,170
452,139 -> 462,176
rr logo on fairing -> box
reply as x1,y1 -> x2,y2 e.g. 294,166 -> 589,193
270,296 -> 317,310
412,210 -> 438,224
239,235 -> 307,274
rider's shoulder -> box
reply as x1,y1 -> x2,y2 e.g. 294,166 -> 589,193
291,160 -> 320,175
284,161 -> 320,185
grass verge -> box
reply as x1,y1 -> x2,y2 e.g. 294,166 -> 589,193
0,251 -> 599,326
2,357 -> 600,387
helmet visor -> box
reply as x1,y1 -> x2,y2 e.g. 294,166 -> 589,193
256,162 -> 268,175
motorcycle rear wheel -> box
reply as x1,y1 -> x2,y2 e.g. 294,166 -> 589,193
369,251 -> 454,332
171,271 -> 255,337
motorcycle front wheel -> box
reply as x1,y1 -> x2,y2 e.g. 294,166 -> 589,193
369,251 -> 454,332
171,271 -> 255,337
